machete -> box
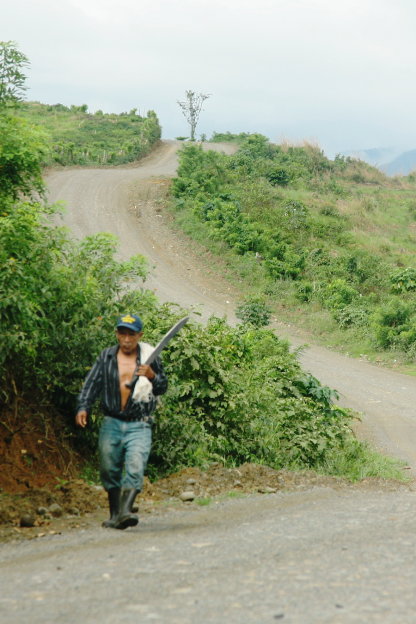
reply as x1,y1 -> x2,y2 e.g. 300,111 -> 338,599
125,316 -> 189,388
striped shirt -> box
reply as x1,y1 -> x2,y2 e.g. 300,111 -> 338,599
77,344 -> 168,423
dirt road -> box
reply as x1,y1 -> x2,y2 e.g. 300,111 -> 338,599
46,141 -> 416,471
2,484 -> 416,624
3,140 -> 413,623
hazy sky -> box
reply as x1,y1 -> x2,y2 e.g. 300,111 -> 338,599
3,0 -> 416,156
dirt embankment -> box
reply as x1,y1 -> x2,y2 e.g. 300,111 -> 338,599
1,462 -> 408,544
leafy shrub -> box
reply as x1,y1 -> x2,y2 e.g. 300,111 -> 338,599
0,114 -> 47,200
151,322 -> 355,475
296,281 -> 314,302
321,279 -> 360,311
371,299 -> 416,351
282,200 -> 309,229
334,303 -> 370,329
235,296 -> 271,328
210,131 -> 250,143
390,267 -> 416,293
265,166 -> 291,186
320,204 -> 340,217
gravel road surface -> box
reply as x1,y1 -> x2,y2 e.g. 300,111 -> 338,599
1,486 -> 416,623
3,141 -> 415,624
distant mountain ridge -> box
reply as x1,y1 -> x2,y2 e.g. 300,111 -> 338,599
339,147 -> 416,176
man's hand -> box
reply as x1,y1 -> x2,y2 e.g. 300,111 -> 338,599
137,364 -> 156,380
75,410 -> 88,428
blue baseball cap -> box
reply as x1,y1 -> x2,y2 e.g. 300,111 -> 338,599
116,314 -> 143,332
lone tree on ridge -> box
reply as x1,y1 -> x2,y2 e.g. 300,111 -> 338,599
177,90 -> 210,141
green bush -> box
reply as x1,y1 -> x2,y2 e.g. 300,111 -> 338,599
334,303 -> 370,329
0,202 -> 150,404
0,113 -> 47,200
151,321 -> 355,475
265,166 -> 291,186
371,299 -> 416,351
322,279 -> 360,311
390,267 -> 416,293
235,296 -> 271,327
296,281 -> 314,302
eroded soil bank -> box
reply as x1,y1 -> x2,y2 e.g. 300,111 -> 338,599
1,461 -> 410,544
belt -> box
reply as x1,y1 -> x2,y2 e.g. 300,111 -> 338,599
105,413 -> 143,422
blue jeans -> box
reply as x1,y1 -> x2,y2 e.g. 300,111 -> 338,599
98,417 -> 152,491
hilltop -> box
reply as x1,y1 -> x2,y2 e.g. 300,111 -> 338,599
19,101 -> 161,166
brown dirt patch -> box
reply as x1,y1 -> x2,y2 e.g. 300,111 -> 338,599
0,403 -> 81,492
0,462 -> 410,544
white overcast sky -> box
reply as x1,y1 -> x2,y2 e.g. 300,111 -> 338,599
3,0 -> 416,156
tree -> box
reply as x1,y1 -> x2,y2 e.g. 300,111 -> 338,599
177,90 -> 210,141
0,40 -> 29,107
0,115 -> 47,201
0,41 -> 46,202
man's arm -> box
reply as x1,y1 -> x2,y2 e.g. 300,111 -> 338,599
75,354 -> 104,427
149,356 -> 168,396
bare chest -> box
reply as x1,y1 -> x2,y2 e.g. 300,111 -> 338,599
117,352 -> 137,409
117,354 -> 137,383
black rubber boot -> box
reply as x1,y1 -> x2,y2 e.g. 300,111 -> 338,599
114,488 -> 139,530
102,487 -> 120,528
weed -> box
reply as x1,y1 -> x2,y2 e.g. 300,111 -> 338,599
195,497 -> 212,506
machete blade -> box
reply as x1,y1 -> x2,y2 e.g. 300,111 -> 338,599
125,316 -> 189,388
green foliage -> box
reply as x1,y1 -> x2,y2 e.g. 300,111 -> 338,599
321,279 -> 360,311
264,166 -> 292,186
334,302 -> 370,329
170,136 -> 416,359
0,202 -> 150,404
236,296 -> 271,327
390,267 -> 416,293
150,320 -> 356,475
319,438 -> 407,482
0,41 -> 29,107
210,131 -> 251,143
0,114 -> 47,201
19,102 -> 161,166
371,299 -> 416,351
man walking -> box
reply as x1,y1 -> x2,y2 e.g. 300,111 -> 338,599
75,314 -> 168,529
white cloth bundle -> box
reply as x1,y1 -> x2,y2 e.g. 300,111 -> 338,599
131,342 -> 155,403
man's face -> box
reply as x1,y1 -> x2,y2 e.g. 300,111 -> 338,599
116,327 -> 142,354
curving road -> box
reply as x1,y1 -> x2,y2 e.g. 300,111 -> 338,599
2,141 -> 416,624
46,141 -> 416,471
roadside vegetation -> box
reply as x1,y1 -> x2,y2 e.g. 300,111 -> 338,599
19,101 -> 161,166
0,42 -> 407,491
171,136 -> 416,371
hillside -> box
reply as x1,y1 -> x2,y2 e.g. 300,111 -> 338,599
171,135 -> 416,369
19,101 -> 161,166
